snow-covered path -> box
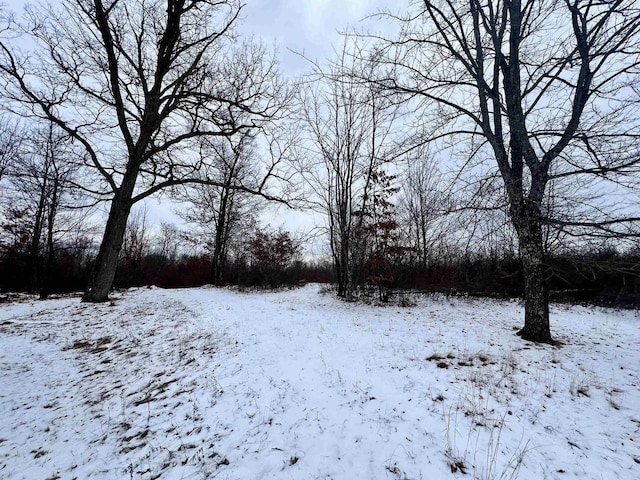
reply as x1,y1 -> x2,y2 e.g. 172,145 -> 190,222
1,285 -> 639,479
181,287 -> 451,479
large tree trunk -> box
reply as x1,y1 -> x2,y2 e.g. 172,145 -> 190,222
514,213 -> 553,344
210,228 -> 226,286
82,175 -> 137,302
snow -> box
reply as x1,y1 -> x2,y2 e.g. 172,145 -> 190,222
1,285 -> 639,479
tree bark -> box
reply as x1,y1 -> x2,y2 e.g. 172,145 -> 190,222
210,243 -> 223,286
338,235 -> 351,298
334,250 -> 347,298
30,174 -> 47,295
210,189 -> 232,286
333,239 -> 350,298
40,174 -> 60,300
210,218 -> 226,286
514,210 -> 553,344
330,211 -> 351,298
82,175 -> 136,302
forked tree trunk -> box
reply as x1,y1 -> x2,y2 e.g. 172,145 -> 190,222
515,214 -> 553,344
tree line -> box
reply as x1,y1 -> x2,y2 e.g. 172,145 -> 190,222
2,0 -> 640,344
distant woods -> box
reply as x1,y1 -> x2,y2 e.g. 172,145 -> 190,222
1,122 -> 638,307
2,1 -> 640,342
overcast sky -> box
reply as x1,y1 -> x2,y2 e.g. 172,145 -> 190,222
239,0 -> 398,75
9,0 -> 399,74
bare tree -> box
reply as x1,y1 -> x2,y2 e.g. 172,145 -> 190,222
178,131 -> 262,285
121,204 -> 151,267
155,221 -> 180,261
299,40 -> 402,298
0,114 -> 21,182
398,149 -> 446,270
0,0 -> 292,302
1,122 -> 78,297
369,0 -> 640,342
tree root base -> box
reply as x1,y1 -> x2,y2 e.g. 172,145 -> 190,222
516,328 -> 556,345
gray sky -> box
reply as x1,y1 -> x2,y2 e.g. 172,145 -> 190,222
240,0 -> 399,75
10,0 -> 398,72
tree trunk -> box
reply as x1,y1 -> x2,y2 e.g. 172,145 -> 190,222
210,190 -> 230,286
210,229 -> 226,286
40,175 -> 60,300
82,179 -> 136,302
515,214 -> 553,344
331,224 -> 349,298
420,220 -> 428,270
335,250 -> 347,298
30,177 -> 47,295
339,236 -> 351,298
210,245 -> 222,286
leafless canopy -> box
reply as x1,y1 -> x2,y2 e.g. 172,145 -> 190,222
368,0 -> 640,236
0,0 -> 292,202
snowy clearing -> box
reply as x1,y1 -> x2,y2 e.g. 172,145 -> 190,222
0,284 -> 639,479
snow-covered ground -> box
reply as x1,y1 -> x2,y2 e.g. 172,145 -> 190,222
0,285 -> 638,480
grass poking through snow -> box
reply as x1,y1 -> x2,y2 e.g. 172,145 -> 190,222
1,285 -> 639,479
